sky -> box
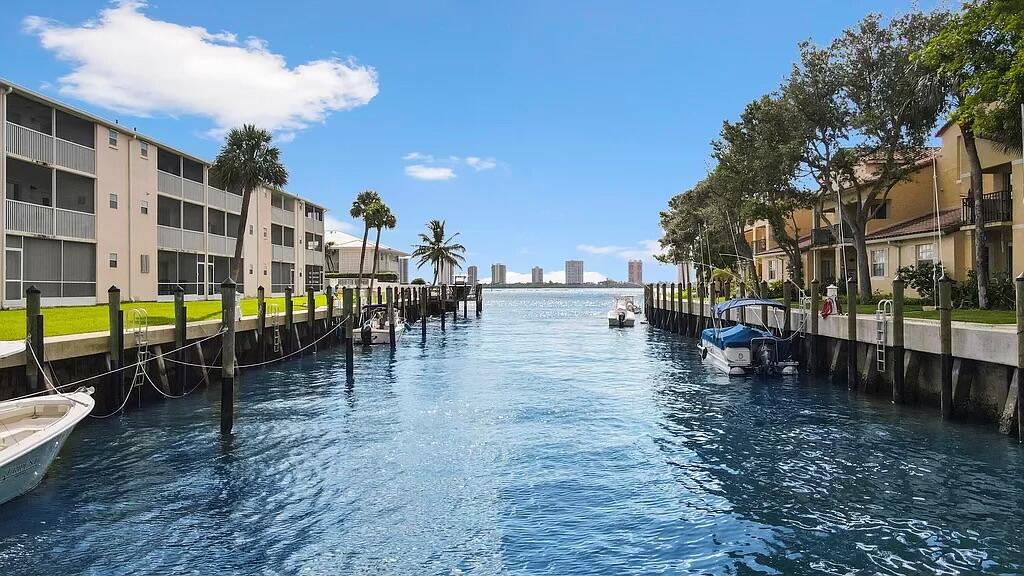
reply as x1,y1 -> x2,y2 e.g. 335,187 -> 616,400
0,0 -> 944,283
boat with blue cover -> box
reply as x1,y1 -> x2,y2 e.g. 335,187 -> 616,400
697,298 -> 799,376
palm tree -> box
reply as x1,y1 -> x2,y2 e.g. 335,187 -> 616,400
366,202 -> 397,291
324,241 -> 337,273
212,125 -> 288,283
350,190 -> 381,289
411,220 -> 466,285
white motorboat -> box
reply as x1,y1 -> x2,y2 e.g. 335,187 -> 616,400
697,298 -> 798,376
0,388 -> 94,506
359,304 -> 407,345
607,295 -> 638,327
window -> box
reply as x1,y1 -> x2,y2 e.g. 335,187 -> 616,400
109,193 -> 118,209
140,254 -> 150,274
249,224 -> 254,235
109,253 -> 118,268
182,202 -> 205,232
108,129 -> 118,147
55,171 -> 96,213
157,196 -> 181,228
208,208 -> 226,236
870,248 -> 887,277
140,141 -> 149,158
226,213 -> 241,238
916,243 -> 935,267
869,200 -> 889,220
768,260 -> 778,281
140,200 -> 149,215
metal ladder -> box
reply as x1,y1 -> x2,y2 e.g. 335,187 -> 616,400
270,303 -> 282,352
129,308 -> 150,393
875,300 -> 892,371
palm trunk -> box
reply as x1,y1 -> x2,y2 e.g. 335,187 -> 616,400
230,186 -> 253,288
368,227 -> 382,292
962,123 -> 989,309
356,223 -> 370,290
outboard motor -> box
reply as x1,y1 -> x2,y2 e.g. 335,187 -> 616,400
750,337 -> 778,375
618,311 -> 626,327
360,322 -> 372,345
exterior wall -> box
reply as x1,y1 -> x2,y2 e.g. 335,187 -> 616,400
129,137 -> 158,302
94,125 -> 130,302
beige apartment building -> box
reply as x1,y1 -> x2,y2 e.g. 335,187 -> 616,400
1,81 -> 326,308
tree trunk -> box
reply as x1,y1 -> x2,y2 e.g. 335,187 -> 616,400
356,223 -> 370,291
230,186 -> 253,286
850,225 -> 872,302
368,227 -> 382,291
962,123 -> 989,309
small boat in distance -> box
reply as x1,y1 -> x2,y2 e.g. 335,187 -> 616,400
359,304 -> 407,345
697,298 -> 798,376
0,388 -> 95,506
607,295 -> 639,327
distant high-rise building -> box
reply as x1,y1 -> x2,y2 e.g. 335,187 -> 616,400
491,263 -> 507,285
467,265 -> 478,286
438,260 -> 457,285
628,260 -> 643,284
531,266 -> 544,283
565,260 -> 584,284
399,257 -> 410,284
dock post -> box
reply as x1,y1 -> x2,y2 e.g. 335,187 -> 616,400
723,281 -> 731,324
256,286 -> 266,365
441,285 -> 447,330
1014,274 -> 1024,440
421,286 -> 428,341
783,282 -> 792,336
939,274 -> 953,419
25,285 -> 41,392
343,287 -> 354,382
476,283 -> 482,316
463,284 -> 469,319
669,283 -> 677,333
307,286 -> 316,345
377,286 -> 382,306
846,277 -> 858,390
107,285 -> 122,408
808,279 -> 819,373
220,278 -> 237,435
326,286 -> 335,344
387,287 -> 396,349
709,282 -> 717,330
697,282 -> 705,334
284,286 -> 294,352
739,282 -> 746,324
174,286 -> 187,394
760,280 -> 769,331
892,278 -> 905,403
685,282 -> 694,336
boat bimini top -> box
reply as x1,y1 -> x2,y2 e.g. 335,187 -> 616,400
711,298 -> 785,317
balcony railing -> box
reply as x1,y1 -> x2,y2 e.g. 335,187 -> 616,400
182,178 -> 205,203
962,190 -> 1012,224
271,206 -> 294,225
306,249 -> 324,266
6,122 -> 96,174
6,199 -> 95,240
810,223 -> 853,247
157,225 -> 182,249
753,239 -> 767,253
272,244 -> 295,262
207,234 -> 237,256
157,170 -> 183,197
305,215 -> 324,234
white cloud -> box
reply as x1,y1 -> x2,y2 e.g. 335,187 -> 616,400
324,214 -> 355,234
401,152 -> 500,180
25,1 -> 378,136
577,240 -> 664,262
465,156 -> 497,171
405,164 -> 456,181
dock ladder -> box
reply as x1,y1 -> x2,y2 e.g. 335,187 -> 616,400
875,300 -> 893,371
129,308 -> 151,394
268,303 -> 282,353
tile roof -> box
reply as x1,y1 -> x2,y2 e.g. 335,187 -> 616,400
866,208 -> 961,241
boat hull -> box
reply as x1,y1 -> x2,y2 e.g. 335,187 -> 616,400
0,427 -> 74,506
366,324 -> 407,345
607,310 -> 636,327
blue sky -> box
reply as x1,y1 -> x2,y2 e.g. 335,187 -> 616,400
1,0 -> 941,282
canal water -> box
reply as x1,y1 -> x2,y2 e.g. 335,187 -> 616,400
1,288 -> 1022,575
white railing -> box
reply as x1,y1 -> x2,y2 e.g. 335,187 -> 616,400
208,234 -> 237,256
5,200 -> 94,240
271,206 -> 293,225
306,249 -> 324,266
6,122 -> 53,164
272,244 -> 295,262
225,192 -> 242,213
182,178 -> 205,203
305,216 -> 324,234
157,170 -> 183,197
6,199 -> 54,236
208,187 -> 227,210
54,138 -> 96,174
158,225 -> 182,249
182,229 -> 205,252
54,208 -> 95,240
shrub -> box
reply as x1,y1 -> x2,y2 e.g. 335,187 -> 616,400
895,262 -> 941,302
411,278 -> 427,285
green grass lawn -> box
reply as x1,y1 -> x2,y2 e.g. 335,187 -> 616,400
0,295 -> 329,340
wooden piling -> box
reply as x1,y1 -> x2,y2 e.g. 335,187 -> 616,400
25,285 -> 41,391
107,285 -> 123,408
760,281 -> 768,331
343,287 -> 354,382
174,286 -> 187,394
326,286 -> 335,344
669,283 -> 677,333
441,285 -> 447,330
377,286 -> 382,306
783,282 -> 792,336
284,286 -> 294,352
846,277 -> 858,390
808,279 -> 819,373
892,278 -> 905,404
738,282 -> 746,324
685,282 -> 694,336
475,283 -> 482,316
307,286 -> 316,343
220,278 -> 237,435
939,274 -> 953,419
697,282 -> 705,334
421,286 -> 428,341
1015,274 -> 1024,440
387,287 -> 396,349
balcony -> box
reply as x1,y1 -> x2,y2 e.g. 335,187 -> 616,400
207,234 -> 237,256
271,206 -> 294,226
6,199 -> 95,240
272,244 -> 295,262
306,249 -> 324,266
753,239 -> 767,253
810,223 -> 853,247
961,190 -> 1012,225
157,225 -> 182,250
182,178 -> 205,203
6,122 -> 95,175
207,186 -> 243,213
305,215 -> 324,234
157,170 -> 182,197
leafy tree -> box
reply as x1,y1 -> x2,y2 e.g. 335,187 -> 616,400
366,201 -> 397,291
349,190 -> 381,289
411,220 -> 466,285
714,94 -> 814,286
212,125 -> 288,283
919,1 -> 1021,308
324,241 -> 337,272
784,11 -> 949,301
